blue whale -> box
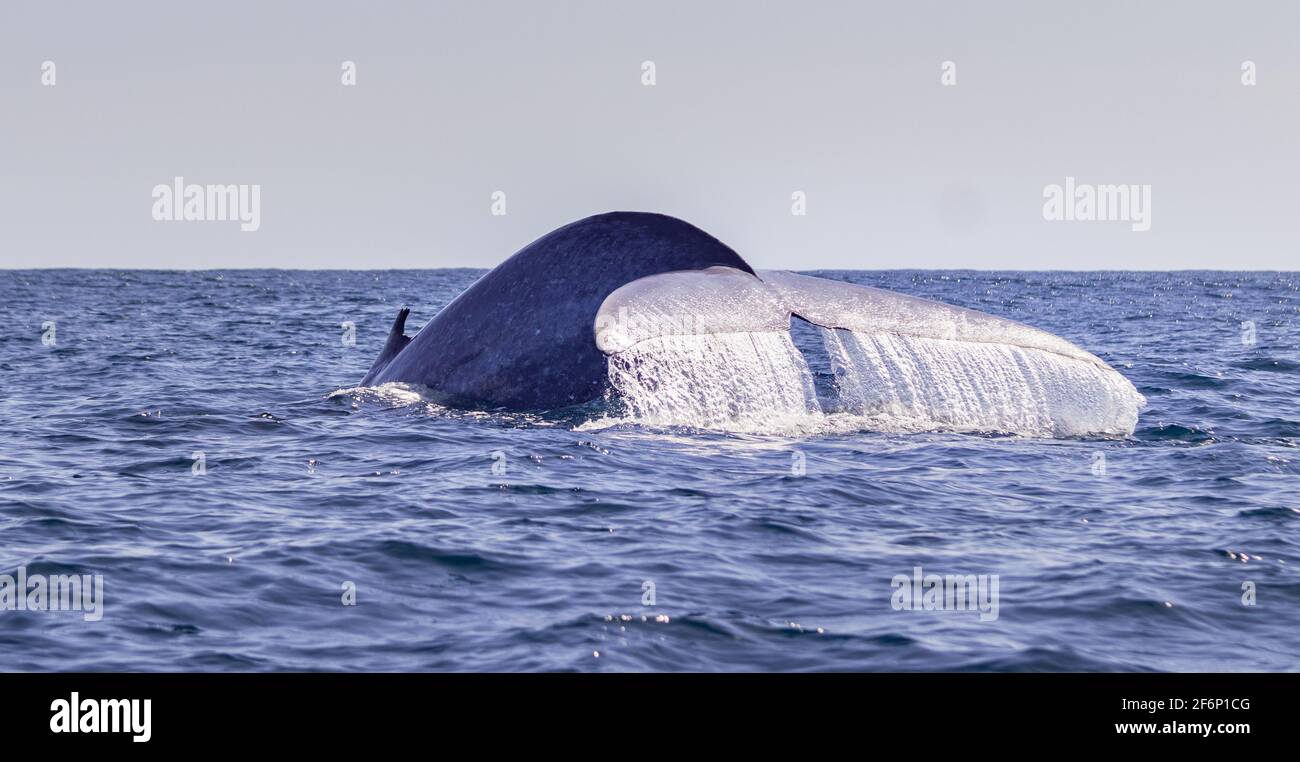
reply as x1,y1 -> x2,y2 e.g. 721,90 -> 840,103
361,211 -> 1145,436
361,212 -> 752,409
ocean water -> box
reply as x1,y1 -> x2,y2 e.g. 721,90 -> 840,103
0,268 -> 1296,672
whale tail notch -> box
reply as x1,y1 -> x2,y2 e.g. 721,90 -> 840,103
361,307 -> 412,386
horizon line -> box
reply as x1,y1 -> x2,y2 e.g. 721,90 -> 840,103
3,266 -> 1296,274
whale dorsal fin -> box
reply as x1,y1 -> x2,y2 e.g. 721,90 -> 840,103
389,306 -> 411,342
360,307 -> 412,386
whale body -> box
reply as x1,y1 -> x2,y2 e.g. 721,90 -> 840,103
362,212 -> 752,408
362,212 -> 1145,436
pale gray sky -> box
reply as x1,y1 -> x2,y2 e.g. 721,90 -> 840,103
2,0 -> 1297,269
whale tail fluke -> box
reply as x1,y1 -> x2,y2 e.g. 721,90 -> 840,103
594,268 -> 1145,437
361,307 -> 413,386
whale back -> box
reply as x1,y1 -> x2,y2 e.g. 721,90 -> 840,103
364,212 -> 753,409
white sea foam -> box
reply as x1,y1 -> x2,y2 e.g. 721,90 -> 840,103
331,383 -> 560,427
601,331 -> 821,433
329,383 -> 428,407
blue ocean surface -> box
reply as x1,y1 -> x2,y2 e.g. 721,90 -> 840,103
0,269 -> 1296,672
